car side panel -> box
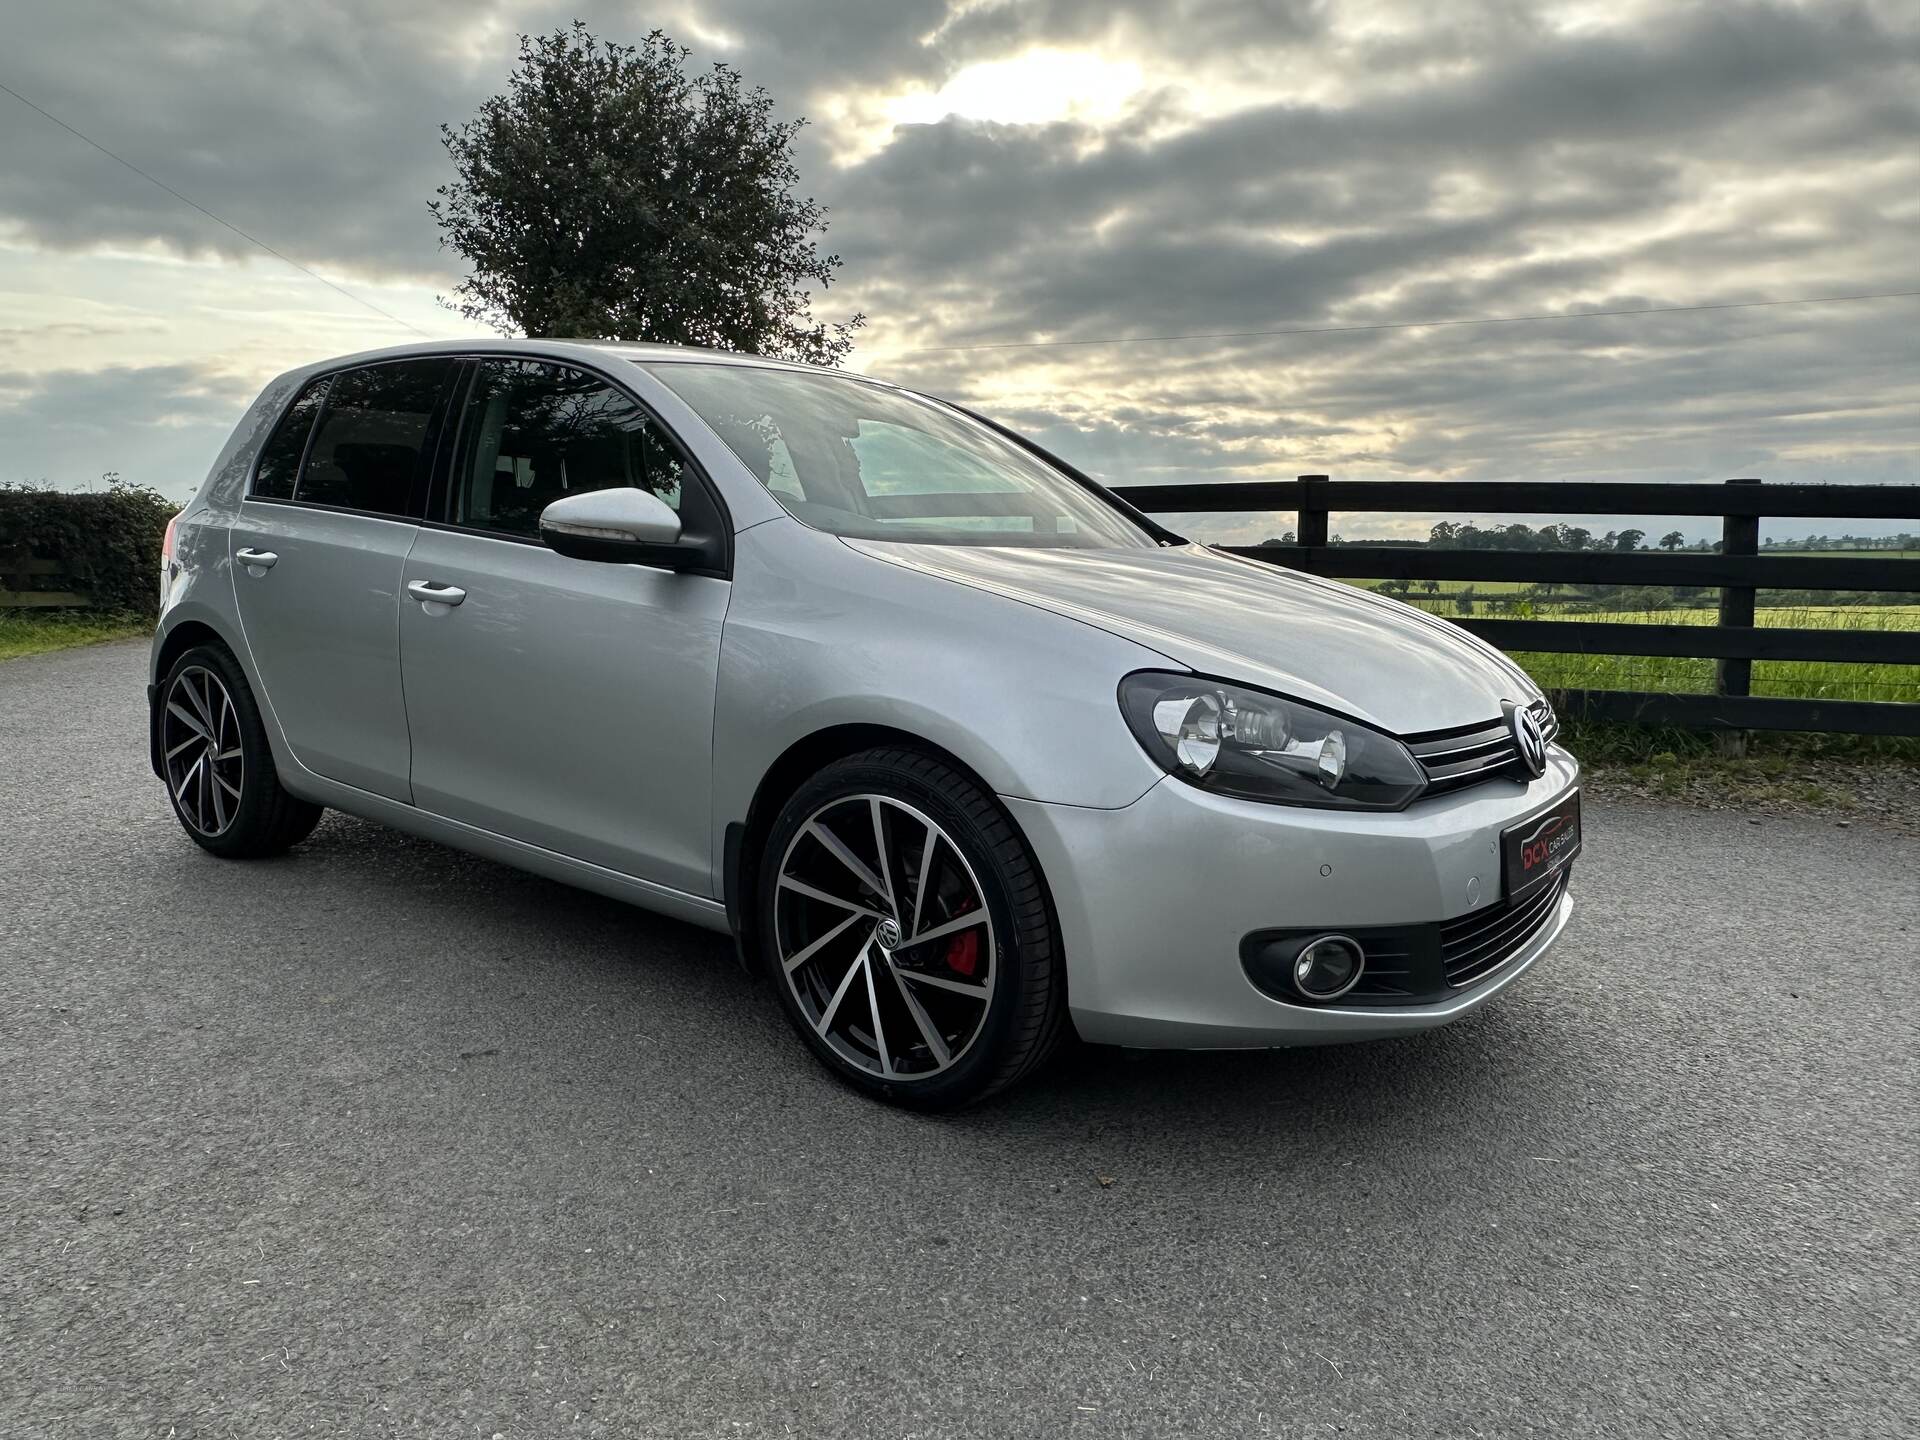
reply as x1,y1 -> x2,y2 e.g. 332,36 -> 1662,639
226,504 -> 418,802
711,518 -> 1168,886
152,379 -> 302,765
399,528 -> 730,897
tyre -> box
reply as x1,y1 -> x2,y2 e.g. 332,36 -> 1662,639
757,747 -> 1067,1109
157,643 -> 323,858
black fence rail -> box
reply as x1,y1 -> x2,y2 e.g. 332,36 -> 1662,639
1111,476 -> 1920,737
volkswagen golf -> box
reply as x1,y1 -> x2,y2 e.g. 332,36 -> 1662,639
150,340 -> 1580,1107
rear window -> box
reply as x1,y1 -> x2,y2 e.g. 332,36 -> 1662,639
293,359 -> 456,517
251,377 -> 328,500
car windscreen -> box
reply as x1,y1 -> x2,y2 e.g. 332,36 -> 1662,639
650,363 -> 1154,549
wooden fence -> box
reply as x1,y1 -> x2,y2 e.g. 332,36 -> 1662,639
1112,476 -> 1920,736
0,548 -> 94,608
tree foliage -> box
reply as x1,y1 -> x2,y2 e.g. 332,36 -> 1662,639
431,23 -> 864,365
1428,521 -> 1662,552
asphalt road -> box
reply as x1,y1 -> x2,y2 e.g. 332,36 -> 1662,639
3,639 -> 1914,1439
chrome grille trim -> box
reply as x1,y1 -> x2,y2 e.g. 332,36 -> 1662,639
1405,699 -> 1558,798
1408,723 -> 1508,761
1442,870 -> 1569,987
1424,751 -> 1519,782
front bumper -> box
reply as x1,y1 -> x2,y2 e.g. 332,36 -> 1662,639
1003,748 -> 1579,1048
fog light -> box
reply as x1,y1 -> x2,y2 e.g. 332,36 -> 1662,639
1292,934 -> 1364,1000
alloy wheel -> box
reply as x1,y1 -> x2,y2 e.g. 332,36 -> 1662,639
162,664 -> 245,837
775,794 -> 997,1081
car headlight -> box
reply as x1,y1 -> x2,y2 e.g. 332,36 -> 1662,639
1118,672 -> 1427,810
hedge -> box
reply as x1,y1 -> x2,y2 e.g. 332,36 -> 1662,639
0,482 -> 179,618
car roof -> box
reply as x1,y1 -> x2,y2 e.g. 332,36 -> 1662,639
271,336 -> 894,387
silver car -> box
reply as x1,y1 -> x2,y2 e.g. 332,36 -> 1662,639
150,340 -> 1581,1107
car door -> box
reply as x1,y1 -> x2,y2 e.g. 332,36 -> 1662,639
228,357 -> 459,802
398,357 -> 731,898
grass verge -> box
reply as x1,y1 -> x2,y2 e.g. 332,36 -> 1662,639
1552,713 -> 1920,831
0,610 -> 150,662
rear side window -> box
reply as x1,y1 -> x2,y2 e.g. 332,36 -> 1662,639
295,359 -> 455,517
251,377 -> 328,500
447,359 -> 689,538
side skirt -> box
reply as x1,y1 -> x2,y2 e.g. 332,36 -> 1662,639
284,768 -> 732,935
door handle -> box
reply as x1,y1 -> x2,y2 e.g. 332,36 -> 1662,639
235,547 -> 278,571
406,579 -> 467,607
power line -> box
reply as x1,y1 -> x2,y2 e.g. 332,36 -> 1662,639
0,78 -> 432,338
904,289 -> 1920,355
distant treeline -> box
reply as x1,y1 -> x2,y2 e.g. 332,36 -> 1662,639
1758,533 -> 1919,552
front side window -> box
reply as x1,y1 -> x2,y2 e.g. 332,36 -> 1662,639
251,376 -> 328,500
651,364 -> 1152,549
295,359 -> 455,517
447,360 -> 688,539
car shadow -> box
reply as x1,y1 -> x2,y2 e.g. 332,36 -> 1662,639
263,811 -> 1597,1187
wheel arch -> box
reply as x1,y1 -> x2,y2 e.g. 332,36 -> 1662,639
148,618 -> 236,779
723,723 -> 1055,978
154,617 -> 232,679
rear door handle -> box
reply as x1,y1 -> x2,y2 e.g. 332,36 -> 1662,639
235,547 -> 278,571
406,579 -> 467,607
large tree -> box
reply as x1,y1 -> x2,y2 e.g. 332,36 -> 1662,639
431,23 -> 863,364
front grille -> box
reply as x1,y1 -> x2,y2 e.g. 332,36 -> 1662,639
1439,868 -> 1569,988
1406,699 -> 1558,798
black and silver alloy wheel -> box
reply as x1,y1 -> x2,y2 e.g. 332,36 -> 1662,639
162,664 -> 245,837
758,747 -> 1067,1109
156,643 -> 324,858
776,794 -> 997,1081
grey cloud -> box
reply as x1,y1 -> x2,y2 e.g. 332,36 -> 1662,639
0,0 -> 941,281
0,0 -> 566,276
0,316 -> 169,357
0,362 -> 254,495
0,361 -> 247,425
929,0 -> 1330,66
830,3 -> 1917,328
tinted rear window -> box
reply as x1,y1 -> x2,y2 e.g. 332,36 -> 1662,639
294,359 -> 455,516
251,377 -> 328,500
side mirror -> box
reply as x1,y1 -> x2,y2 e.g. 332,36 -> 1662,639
539,488 -> 708,570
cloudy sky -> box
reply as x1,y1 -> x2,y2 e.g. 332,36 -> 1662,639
3,0 -> 1915,542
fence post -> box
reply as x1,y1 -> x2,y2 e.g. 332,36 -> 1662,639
1713,477 -> 1763,755
1296,474 -> 1330,558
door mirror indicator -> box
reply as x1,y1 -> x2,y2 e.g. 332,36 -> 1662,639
539,489 -> 709,569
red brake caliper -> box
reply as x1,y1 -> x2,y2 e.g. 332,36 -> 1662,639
945,929 -> 979,978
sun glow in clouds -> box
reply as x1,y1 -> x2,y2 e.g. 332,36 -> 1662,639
885,47 -> 1143,130
826,48 -> 1147,163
